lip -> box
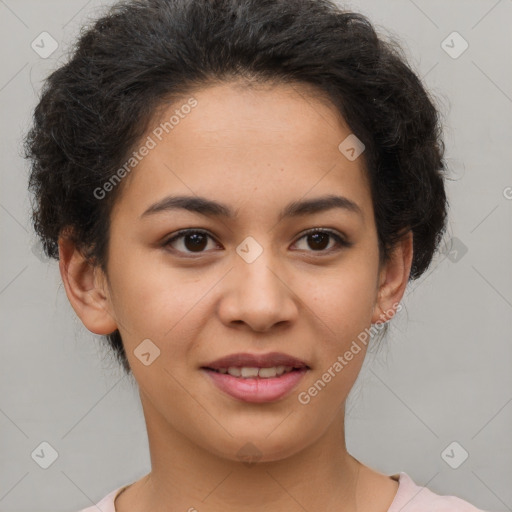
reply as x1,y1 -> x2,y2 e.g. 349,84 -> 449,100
202,351 -> 310,370
202,367 -> 309,403
200,351 -> 310,403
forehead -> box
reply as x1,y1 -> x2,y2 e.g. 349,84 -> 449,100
161,80 -> 351,147
111,81 -> 372,222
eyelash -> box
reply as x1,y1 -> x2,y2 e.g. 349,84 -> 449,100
162,228 -> 352,257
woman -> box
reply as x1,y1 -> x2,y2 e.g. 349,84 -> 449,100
24,0 -> 488,510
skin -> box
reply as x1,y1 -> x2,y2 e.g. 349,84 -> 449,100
59,81 -> 413,512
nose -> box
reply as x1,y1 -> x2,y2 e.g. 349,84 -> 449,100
217,245 -> 299,332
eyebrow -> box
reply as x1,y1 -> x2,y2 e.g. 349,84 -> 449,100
140,194 -> 363,222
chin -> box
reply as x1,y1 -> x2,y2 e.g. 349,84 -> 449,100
202,428 -> 312,464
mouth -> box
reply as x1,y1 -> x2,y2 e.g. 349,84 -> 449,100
202,365 -> 306,378
200,352 -> 310,403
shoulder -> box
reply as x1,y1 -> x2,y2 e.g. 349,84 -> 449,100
75,484 -> 127,512
388,472 -> 489,512
74,474 -> 490,512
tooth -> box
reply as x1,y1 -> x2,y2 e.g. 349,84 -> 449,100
275,365 -> 285,376
220,365 -> 298,378
258,367 -> 277,378
240,367 -> 259,378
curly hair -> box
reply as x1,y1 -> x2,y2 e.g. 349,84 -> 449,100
24,0 -> 449,374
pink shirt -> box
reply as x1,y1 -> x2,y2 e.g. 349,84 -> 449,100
78,472 -> 488,511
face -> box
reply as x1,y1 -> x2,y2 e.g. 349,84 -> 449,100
61,81 -> 411,463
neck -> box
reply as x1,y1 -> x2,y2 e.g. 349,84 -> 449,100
121,393 -> 365,512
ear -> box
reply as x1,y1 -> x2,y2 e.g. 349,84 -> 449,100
371,230 -> 413,324
58,233 -> 118,335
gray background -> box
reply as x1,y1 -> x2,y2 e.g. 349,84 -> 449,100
1,0 -> 511,511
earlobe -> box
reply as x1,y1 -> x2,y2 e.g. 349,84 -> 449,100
58,234 -> 118,335
371,230 -> 413,324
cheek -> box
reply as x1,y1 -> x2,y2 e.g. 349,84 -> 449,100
305,258 -> 379,339
107,253 -> 216,371
107,249 -> 185,328
295,268 -> 376,409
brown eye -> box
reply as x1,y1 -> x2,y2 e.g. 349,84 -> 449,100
293,229 -> 351,253
164,230 -> 218,254
163,227 -> 352,257
306,232 -> 330,251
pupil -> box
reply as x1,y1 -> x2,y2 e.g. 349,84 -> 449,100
185,233 -> 207,252
309,233 -> 328,250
